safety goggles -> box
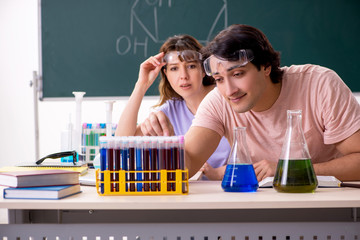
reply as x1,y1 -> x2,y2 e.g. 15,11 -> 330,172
203,49 -> 254,76
162,50 -> 202,64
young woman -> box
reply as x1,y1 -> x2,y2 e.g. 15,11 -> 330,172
115,35 -> 230,180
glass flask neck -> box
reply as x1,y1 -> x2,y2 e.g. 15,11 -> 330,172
287,110 -> 302,129
227,127 -> 252,165
280,110 -> 311,160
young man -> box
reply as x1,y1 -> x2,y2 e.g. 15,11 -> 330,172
184,24 -> 360,181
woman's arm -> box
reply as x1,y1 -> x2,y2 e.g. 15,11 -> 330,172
115,53 -> 166,136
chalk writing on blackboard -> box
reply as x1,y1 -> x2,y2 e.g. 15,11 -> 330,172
115,0 -> 228,57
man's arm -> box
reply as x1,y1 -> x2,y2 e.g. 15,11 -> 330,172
185,126 -> 222,178
254,129 -> 360,182
314,129 -> 360,181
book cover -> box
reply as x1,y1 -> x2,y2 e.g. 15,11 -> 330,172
79,170 -> 96,186
0,169 -> 80,188
1,165 -> 88,175
3,184 -> 81,199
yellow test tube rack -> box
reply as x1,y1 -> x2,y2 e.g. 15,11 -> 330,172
96,169 -> 189,195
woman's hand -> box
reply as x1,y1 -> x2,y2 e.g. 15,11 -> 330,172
201,163 -> 226,180
137,52 -> 166,90
140,111 -> 175,136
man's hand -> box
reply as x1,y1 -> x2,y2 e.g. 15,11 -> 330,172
253,160 -> 277,182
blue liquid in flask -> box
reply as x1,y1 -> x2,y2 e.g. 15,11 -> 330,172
221,163 -> 258,192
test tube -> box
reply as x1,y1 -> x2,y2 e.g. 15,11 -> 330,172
112,123 -> 117,136
90,124 -> 96,161
90,124 -> 95,146
107,137 -> 115,192
85,123 -> 91,147
171,136 -> 180,191
100,123 -> 106,136
121,137 -> 129,191
80,123 -> 87,161
99,136 -> 108,194
83,123 -> 91,163
135,137 -> 143,192
150,136 -> 158,191
179,135 -> 187,193
158,137 -> 166,191
81,123 -> 87,147
114,136 -> 121,192
94,123 -> 100,147
128,137 -> 136,192
143,137 -> 151,192
165,137 -> 173,191
105,101 -> 115,138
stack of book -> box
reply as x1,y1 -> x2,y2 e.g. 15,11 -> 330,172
0,169 -> 81,199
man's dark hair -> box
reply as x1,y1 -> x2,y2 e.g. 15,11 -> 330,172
202,24 -> 283,83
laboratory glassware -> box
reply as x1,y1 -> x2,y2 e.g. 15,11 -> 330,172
221,127 -> 258,192
273,110 -> 318,193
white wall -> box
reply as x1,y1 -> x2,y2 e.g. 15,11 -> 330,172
0,0 -> 158,167
1,0 -> 359,167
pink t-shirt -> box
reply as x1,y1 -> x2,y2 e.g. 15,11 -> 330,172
192,64 -> 360,164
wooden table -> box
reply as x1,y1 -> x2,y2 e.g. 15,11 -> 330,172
1,181 -> 360,239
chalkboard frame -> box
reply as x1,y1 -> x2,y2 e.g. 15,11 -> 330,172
39,0 -> 360,100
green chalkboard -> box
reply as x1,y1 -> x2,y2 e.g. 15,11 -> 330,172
40,0 -> 360,99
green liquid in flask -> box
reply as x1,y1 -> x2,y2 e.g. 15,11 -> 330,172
273,159 -> 318,193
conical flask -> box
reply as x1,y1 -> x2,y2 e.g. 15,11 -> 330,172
273,110 -> 318,193
221,127 -> 258,192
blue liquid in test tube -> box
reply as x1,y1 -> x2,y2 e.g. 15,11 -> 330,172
135,137 -> 143,192
99,136 -> 108,194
